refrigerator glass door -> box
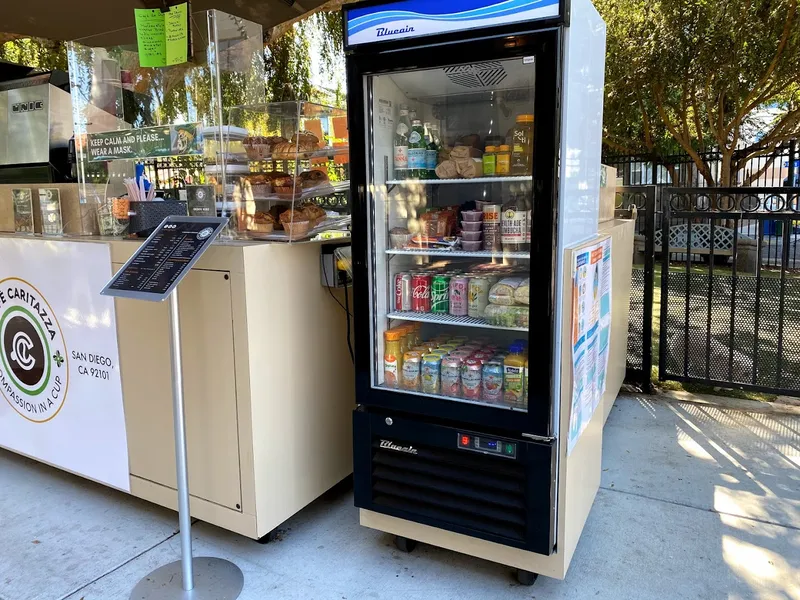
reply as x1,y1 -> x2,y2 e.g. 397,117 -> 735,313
367,57 -> 535,414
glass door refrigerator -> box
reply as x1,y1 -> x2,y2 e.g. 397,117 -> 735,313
345,0 -> 606,581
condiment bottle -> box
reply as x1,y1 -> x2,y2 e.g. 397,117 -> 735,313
496,145 -> 511,176
483,145 -> 497,177
510,114 -> 534,176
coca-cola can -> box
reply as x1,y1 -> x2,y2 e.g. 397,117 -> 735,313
411,273 -> 432,313
394,272 -> 412,311
449,276 -> 469,316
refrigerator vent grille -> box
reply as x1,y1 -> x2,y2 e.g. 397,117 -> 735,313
370,438 -> 527,541
443,62 -> 508,89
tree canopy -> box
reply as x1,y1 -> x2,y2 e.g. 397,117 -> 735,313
597,0 -> 800,185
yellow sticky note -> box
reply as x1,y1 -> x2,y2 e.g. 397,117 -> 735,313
165,3 -> 189,66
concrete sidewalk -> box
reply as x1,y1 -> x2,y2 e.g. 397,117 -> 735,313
1,395 -> 798,600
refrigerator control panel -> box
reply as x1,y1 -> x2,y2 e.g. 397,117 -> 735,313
458,433 -> 516,459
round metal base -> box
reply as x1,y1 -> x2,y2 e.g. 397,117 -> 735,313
130,557 -> 243,600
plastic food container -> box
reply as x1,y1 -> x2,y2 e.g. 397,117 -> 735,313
461,231 -> 482,241
462,210 -> 484,222
390,232 -> 414,248
461,240 -> 483,251
283,219 -> 311,240
461,221 -> 482,232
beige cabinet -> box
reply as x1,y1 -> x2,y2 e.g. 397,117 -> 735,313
116,268 -> 242,511
109,239 -> 354,539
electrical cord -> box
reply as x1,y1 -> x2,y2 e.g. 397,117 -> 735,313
322,259 -> 354,364
342,270 -> 354,364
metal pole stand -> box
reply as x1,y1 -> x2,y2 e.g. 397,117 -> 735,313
130,289 -> 243,600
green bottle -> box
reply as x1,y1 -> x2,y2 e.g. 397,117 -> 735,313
407,119 -> 426,180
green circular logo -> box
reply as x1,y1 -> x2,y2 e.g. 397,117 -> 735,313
0,279 -> 68,423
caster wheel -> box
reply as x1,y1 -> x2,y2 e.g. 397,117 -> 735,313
257,528 -> 279,544
394,536 -> 417,553
516,570 -> 538,586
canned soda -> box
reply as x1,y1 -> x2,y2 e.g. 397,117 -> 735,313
482,361 -> 504,402
468,277 -> 491,318
421,354 -> 442,394
431,275 -> 451,314
394,272 -> 412,311
449,276 -> 469,316
402,351 -> 422,390
411,273 -> 431,312
441,357 -> 462,396
461,359 -> 483,399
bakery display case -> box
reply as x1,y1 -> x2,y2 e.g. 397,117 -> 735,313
226,101 -> 351,241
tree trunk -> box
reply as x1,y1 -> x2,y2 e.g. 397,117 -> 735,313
720,151 -> 733,187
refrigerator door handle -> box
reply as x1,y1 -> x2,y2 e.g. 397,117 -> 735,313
522,433 -> 556,443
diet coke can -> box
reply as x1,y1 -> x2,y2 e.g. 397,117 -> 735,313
449,276 -> 469,316
394,272 -> 412,311
411,273 -> 432,313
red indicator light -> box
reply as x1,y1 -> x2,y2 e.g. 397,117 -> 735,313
460,435 -> 470,446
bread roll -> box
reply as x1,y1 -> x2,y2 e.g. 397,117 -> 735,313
435,160 -> 459,179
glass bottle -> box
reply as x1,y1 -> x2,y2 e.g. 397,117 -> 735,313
407,119 -> 427,180
510,114 -> 534,176
483,145 -> 497,177
496,144 -> 511,177
501,192 -> 528,252
394,104 -> 411,180
425,122 -> 439,180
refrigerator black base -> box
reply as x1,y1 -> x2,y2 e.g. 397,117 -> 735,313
354,408 -> 556,555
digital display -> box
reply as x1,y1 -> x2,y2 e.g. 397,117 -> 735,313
457,433 -> 516,459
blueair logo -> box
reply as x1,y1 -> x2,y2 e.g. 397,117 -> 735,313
376,25 -> 415,37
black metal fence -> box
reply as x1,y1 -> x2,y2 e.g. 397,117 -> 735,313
658,187 -> 800,396
604,141 -> 798,188
615,186 -> 657,392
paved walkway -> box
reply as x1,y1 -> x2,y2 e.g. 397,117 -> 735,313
1,395 -> 798,600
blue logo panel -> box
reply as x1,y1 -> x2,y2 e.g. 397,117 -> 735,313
346,0 -> 561,46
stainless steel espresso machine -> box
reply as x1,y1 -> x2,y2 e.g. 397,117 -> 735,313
0,64 -> 73,184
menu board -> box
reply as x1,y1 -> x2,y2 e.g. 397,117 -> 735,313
12,188 -> 34,234
39,188 -> 63,235
186,185 -> 216,217
101,216 -> 228,302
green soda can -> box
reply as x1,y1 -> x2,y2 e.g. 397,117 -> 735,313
431,274 -> 451,314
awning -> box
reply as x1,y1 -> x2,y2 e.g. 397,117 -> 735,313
2,0 -> 331,41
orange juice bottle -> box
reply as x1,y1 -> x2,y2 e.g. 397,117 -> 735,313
503,344 -> 526,404
384,329 -> 403,387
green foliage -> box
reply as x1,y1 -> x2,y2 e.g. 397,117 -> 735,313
264,9 -> 345,105
0,37 -> 68,71
597,0 -> 800,185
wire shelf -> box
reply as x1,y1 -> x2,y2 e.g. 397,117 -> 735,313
387,248 -> 530,259
387,311 -> 528,332
374,383 -> 528,412
386,175 -> 532,186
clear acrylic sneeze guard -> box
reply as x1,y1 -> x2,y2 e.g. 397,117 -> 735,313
67,10 -> 264,234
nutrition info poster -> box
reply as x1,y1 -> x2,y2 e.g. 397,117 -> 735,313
568,237 -> 612,456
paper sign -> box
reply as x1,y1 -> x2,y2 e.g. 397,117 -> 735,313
164,2 -> 189,65
135,8 -> 167,68
86,123 -> 201,162
134,3 -> 188,68
567,237 -> 612,456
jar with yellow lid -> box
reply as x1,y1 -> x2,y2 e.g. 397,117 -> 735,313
496,145 -> 511,176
